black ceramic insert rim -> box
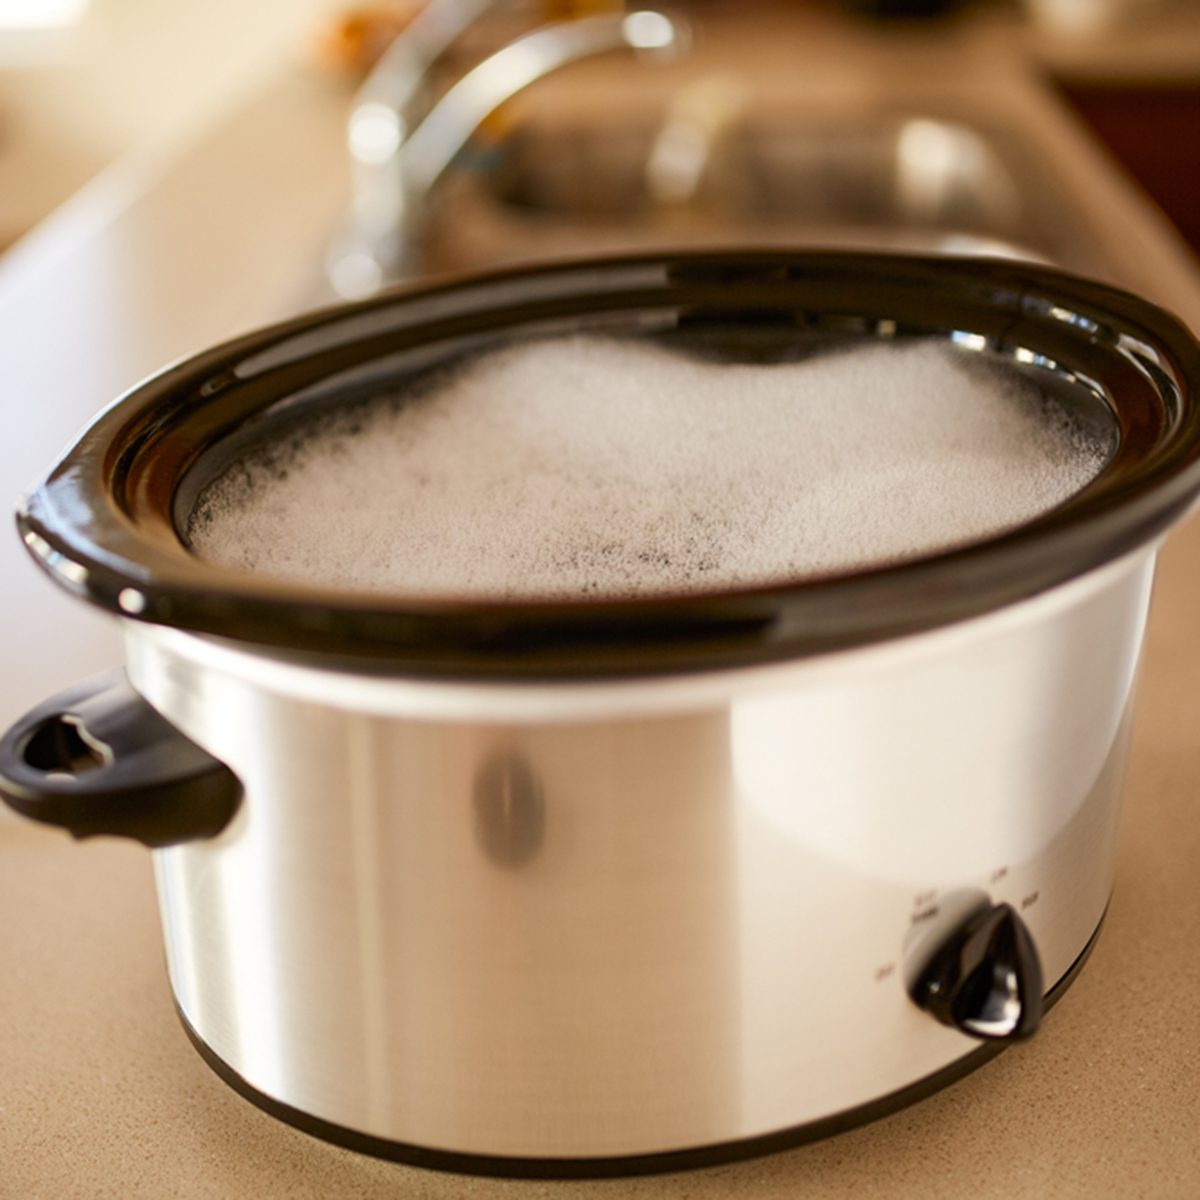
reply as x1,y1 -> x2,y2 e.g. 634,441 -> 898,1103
175,910 -> 1104,1179
17,251 -> 1200,679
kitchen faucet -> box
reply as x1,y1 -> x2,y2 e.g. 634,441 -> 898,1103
327,7 -> 687,298
345,0 -> 503,178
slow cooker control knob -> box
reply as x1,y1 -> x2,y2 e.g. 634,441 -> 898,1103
909,902 -> 1043,1041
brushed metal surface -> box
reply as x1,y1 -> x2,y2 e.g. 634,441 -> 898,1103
420,107 -> 1118,281
130,548 -> 1154,1159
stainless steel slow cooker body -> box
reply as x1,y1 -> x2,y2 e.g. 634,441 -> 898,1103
4,253 -> 1200,1175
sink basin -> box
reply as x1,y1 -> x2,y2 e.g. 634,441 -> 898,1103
418,108 -> 1113,277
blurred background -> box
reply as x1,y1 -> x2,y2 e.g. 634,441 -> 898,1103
0,0 -> 1196,269
0,0 -> 337,248
2,0 -> 1197,713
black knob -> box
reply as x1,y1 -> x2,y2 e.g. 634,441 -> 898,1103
909,902 -> 1043,1041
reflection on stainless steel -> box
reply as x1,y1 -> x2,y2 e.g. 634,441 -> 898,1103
472,750 -> 546,867
423,108 -> 1109,275
135,547 -> 1149,1158
893,118 -> 1023,228
329,9 -> 687,298
643,73 -> 747,207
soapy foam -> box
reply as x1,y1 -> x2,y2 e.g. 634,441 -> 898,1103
186,337 -> 1112,599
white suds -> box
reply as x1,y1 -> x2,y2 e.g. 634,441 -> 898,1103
186,337 -> 1112,599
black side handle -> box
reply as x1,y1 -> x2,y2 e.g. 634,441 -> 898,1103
0,669 -> 242,848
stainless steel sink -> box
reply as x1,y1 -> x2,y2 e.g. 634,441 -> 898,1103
416,106 -> 1117,279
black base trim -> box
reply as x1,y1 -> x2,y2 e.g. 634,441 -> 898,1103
177,913 -> 1104,1179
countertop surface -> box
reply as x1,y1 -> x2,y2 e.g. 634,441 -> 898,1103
2,8 -> 1199,1197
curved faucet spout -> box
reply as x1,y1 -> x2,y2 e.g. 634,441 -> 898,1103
329,8 -> 687,298
348,0 -> 503,168
399,10 -> 685,203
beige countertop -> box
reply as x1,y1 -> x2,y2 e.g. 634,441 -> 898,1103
1,8 -> 1199,1197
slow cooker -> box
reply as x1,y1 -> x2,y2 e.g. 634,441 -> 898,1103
2,252 -> 1199,1176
